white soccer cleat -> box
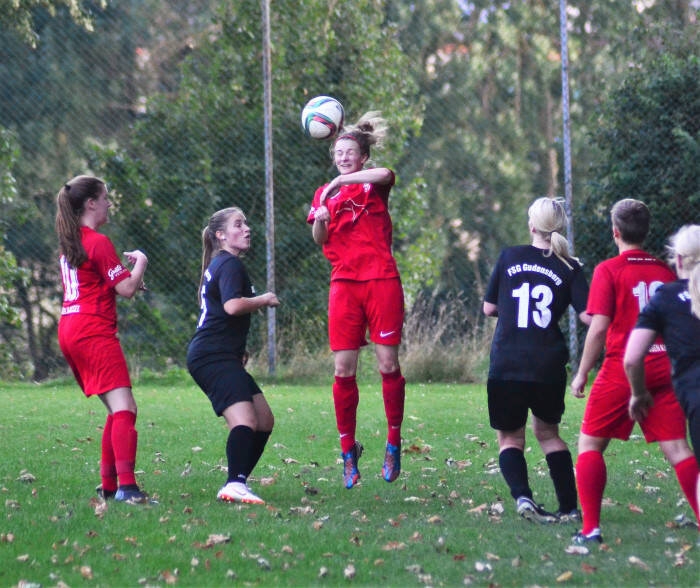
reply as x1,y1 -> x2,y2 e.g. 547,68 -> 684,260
217,481 -> 265,505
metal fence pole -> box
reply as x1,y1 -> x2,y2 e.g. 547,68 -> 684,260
559,0 -> 579,371
261,0 -> 276,376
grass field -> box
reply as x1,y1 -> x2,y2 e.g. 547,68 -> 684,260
1,372 -> 698,587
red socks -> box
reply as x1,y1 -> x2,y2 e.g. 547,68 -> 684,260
100,414 -> 118,492
576,450 -> 607,535
333,371 -> 405,452
674,456 -> 700,524
382,370 -> 405,447
333,376 -> 359,454
111,410 -> 138,487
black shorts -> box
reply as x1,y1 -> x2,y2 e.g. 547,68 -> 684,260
487,372 -> 567,431
188,358 -> 262,417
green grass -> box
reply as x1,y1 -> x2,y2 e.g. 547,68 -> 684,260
1,374 -> 698,587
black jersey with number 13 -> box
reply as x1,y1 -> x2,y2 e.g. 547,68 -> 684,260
484,245 -> 589,382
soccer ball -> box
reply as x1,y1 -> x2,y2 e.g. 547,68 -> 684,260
301,96 -> 344,140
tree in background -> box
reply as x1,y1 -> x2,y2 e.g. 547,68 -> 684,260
578,24 -> 700,261
95,1 -> 422,363
1,0 -> 698,380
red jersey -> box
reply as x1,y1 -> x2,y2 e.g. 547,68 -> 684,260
587,249 -> 675,367
307,173 -> 400,282
59,226 -> 131,322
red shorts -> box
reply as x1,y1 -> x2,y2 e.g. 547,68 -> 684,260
58,314 -> 131,397
328,278 -> 404,351
581,360 -> 686,442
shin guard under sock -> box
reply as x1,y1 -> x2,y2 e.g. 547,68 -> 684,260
546,449 -> 578,513
226,425 -> 255,484
111,410 -> 138,487
499,447 -> 532,501
249,430 -> 271,476
100,414 -> 118,492
381,369 -> 405,447
674,455 -> 700,523
576,450 -> 607,535
333,376 -> 359,454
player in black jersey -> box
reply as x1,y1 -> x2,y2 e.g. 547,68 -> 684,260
483,197 -> 591,523
187,207 -> 279,505
624,224 -> 700,530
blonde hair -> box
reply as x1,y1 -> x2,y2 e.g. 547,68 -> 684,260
667,224 -> 700,318
334,111 -> 388,158
197,207 -> 245,303
528,197 -> 577,270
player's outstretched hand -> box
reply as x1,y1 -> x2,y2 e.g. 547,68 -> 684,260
629,392 -> 653,423
570,372 -> 587,398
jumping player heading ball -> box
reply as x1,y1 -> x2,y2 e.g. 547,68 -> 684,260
307,111 -> 406,489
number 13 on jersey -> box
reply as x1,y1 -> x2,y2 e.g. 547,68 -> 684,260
512,282 -> 553,328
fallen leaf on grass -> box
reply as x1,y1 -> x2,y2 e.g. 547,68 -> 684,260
405,564 -> 423,574
80,565 -> 93,579
16,470 -> 36,483
16,554 -> 30,562
289,506 -> 315,515
556,570 -> 573,582
427,515 -> 442,524
468,503 -> 488,514
382,541 -> 406,551
627,503 -> 644,514
474,561 -> 492,572
404,496 -> 427,504
628,556 -> 650,571
159,569 -> 178,584
565,545 -> 589,555
581,562 -> 597,573
318,566 -> 328,578
344,563 -> 356,579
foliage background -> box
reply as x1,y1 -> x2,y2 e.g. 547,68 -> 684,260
0,0 -> 698,381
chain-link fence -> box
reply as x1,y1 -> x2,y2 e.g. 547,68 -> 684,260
1,2 -> 698,382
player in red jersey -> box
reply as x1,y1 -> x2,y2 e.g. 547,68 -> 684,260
307,111 -> 405,489
625,225 -> 700,537
56,175 -> 151,505
570,199 -> 698,545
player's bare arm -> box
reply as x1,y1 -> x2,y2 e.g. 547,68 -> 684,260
571,314 -> 610,398
623,327 -> 657,421
224,292 -> 279,316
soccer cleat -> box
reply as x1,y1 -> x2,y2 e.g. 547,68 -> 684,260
114,485 -> 154,505
556,509 -> 582,524
382,442 -> 401,482
571,529 -> 603,545
95,484 -> 116,500
217,481 -> 265,505
341,441 -> 364,489
516,496 -> 557,524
